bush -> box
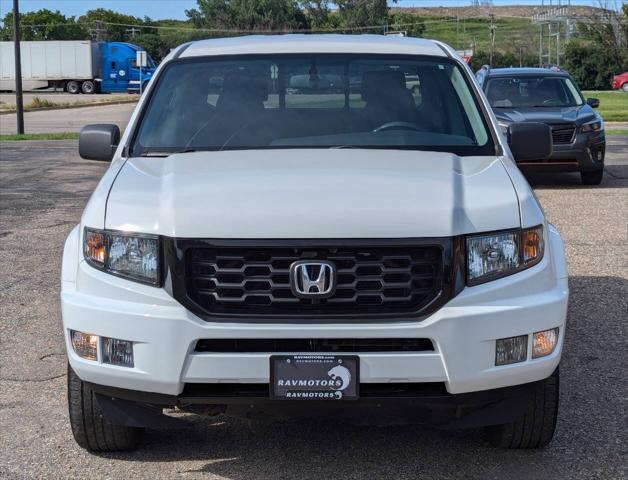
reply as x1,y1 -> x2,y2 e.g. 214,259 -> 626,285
564,43 -> 626,90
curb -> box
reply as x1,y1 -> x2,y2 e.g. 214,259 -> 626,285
0,99 -> 138,116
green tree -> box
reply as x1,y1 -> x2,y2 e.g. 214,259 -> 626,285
78,9 -> 145,41
186,0 -> 234,30
0,9 -> 87,40
387,12 -> 425,38
336,0 -> 389,30
564,42 -> 624,90
187,0 -> 308,32
567,5 -> 628,82
299,0 -> 334,30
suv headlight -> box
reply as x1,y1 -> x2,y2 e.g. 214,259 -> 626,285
466,225 -> 544,285
580,120 -> 603,133
83,228 -> 160,285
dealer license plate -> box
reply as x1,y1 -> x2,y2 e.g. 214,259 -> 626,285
270,355 -> 359,400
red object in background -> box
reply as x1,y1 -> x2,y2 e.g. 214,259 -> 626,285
611,72 -> 628,91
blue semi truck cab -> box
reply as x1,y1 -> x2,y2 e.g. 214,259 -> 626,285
97,42 -> 157,94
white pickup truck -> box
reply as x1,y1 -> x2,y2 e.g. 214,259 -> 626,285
62,35 -> 568,452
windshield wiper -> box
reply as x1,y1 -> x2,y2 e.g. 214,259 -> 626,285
139,151 -> 171,157
139,148 -> 200,157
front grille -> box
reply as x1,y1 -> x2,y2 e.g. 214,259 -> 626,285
184,245 -> 444,316
194,338 -> 434,353
551,124 -> 576,144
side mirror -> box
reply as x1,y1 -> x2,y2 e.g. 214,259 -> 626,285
507,122 -> 553,161
586,97 -> 600,108
79,124 -> 120,161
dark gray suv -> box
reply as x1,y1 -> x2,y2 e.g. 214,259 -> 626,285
476,67 -> 606,185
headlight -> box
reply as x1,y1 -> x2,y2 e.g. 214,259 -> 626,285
83,228 -> 160,285
466,225 -> 544,285
580,120 -> 603,133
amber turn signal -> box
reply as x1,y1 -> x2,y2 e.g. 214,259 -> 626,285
84,229 -> 106,266
521,226 -> 544,265
532,328 -> 559,358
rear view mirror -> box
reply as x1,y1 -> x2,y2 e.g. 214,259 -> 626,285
507,122 -> 552,162
586,97 -> 600,108
79,124 -> 120,161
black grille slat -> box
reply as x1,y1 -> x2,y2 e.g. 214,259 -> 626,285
184,245 -> 443,316
550,124 -> 576,144
195,338 -> 435,353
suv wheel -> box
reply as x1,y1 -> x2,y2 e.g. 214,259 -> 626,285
485,368 -> 559,449
67,364 -> 144,452
581,169 -> 604,185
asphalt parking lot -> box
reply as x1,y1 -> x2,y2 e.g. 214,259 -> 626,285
0,138 -> 626,479
0,103 -> 136,134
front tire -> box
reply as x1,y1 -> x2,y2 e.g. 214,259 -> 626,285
485,368 -> 559,449
67,364 -> 144,452
622,82 -> 628,92
581,169 -> 604,185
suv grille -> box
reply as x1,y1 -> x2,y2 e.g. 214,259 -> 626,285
194,338 -> 434,353
184,245 -> 444,316
551,124 -> 576,144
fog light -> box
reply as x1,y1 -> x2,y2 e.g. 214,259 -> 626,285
532,328 -> 559,359
70,330 -> 98,361
102,337 -> 134,367
496,335 -> 528,366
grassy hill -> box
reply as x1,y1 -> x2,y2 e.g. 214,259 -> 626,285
417,16 -> 535,52
391,5 -> 608,56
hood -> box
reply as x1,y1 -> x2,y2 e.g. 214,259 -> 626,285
104,150 -> 521,238
493,104 -> 597,125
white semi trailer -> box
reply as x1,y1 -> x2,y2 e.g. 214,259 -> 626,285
0,40 -> 156,94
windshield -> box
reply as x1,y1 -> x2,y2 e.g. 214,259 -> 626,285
485,75 -> 584,108
132,54 -> 493,156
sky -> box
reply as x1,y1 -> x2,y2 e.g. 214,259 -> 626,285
0,0 -> 612,21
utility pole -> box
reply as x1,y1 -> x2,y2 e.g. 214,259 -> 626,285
456,14 -> 459,49
551,30 -> 561,66
488,14 -> 496,66
538,22 -> 543,66
126,27 -> 140,39
12,0 -> 24,134
547,22 -> 552,66
519,46 -> 523,67
91,20 -> 107,42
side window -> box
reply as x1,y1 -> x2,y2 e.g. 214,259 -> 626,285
449,67 -> 489,145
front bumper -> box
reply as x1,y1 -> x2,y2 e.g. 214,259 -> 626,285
89,374 -> 551,429
517,130 -> 605,172
61,225 -> 568,397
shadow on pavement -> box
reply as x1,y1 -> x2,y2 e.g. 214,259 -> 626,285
525,165 -> 627,190
94,275 -> 628,480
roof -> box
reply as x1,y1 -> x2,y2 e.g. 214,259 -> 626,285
486,67 -> 569,77
180,34 -> 448,59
